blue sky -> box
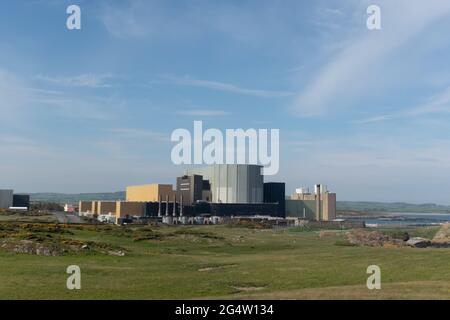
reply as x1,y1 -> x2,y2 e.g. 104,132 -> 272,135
1,0 -> 450,204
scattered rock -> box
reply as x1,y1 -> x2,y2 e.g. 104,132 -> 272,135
1,239 -> 63,256
406,237 -> 431,248
107,250 -> 125,257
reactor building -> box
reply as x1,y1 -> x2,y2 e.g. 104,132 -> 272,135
185,164 -> 264,204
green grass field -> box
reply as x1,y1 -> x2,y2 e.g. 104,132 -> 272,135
1,222 -> 449,300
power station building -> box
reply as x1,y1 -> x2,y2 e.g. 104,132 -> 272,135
78,165 -> 337,223
0,190 -> 30,209
286,185 -> 336,221
186,164 -> 264,204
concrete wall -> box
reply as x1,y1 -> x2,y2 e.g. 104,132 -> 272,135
116,201 -> 145,218
97,201 -> 116,215
0,190 -> 14,209
126,184 -> 175,202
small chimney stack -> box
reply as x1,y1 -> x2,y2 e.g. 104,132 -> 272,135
165,194 -> 169,216
180,195 -> 184,217
158,195 -> 162,217
315,184 -> 321,221
173,195 -> 177,217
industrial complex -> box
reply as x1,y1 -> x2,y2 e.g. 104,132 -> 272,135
78,164 -> 337,224
0,190 -> 30,210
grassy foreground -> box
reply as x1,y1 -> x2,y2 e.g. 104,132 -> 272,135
1,222 -> 450,300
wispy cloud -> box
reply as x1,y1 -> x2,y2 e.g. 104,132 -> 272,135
408,86 -> 450,116
105,128 -> 169,142
31,95 -> 119,121
291,0 -> 450,117
0,134 -> 59,159
162,75 -> 293,98
351,114 -> 393,124
98,0 -> 305,46
176,109 -> 230,117
0,69 -> 32,124
35,73 -> 115,88
352,85 -> 450,123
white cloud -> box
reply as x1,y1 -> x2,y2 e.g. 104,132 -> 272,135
105,128 -> 169,142
279,134 -> 450,204
291,0 -> 450,117
98,0 -> 308,47
176,109 -> 230,117
0,69 -> 29,118
408,86 -> 450,116
31,95 -> 119,121
351,114 -> 393,124
100,1 -> 198,39
163,75 -> 293,98
352,85 -> 450,123
35,73 -> 115,88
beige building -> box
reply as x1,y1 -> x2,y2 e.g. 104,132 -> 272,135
288,186 -> 337,221
126,184 -> 175,202
322,192 -> 336,221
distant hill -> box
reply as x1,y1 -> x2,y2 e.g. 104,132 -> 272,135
29,193 -> 450,213
337,201 -> 450,214
30,192 -> 125,204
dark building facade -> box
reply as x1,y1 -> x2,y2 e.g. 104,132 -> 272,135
144,201 -> 278,218
210,203 -> 278,217
263,182 -> 286,217
144,201 -> 181,217
12,194 -> 30,209
176,174 -> 210,205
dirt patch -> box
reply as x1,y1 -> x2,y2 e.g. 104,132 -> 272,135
433,223 -> 450,243
172,228 -> 224,240
345,229 -> 404,247
229,282 -> 267,292
232,286 -> 265,292
0,236 -> 126,256
0,222 -> 126,256
198,264 -> 238,272
226,219 -> 272,229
